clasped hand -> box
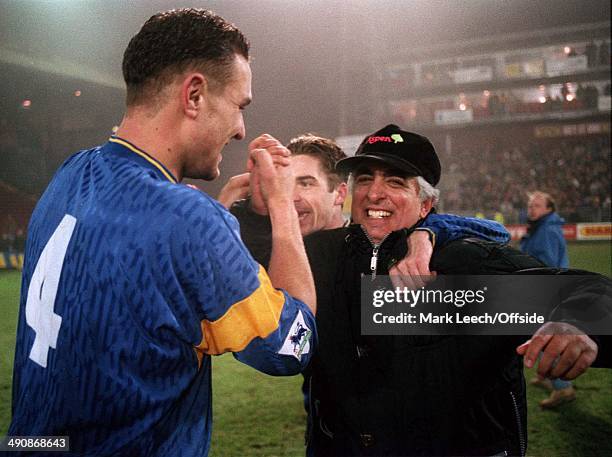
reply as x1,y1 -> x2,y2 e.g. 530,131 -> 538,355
247,134 -> 293,214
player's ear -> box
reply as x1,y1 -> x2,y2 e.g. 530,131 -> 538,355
182,72 -> 208,119
334,182 -> 348,206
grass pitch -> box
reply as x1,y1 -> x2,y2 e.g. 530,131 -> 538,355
0,241 -> 610,456
0,270 -> 19,433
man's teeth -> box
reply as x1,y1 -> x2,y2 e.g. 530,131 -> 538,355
368,210 -> 391,218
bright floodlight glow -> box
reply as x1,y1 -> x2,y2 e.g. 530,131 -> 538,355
539,96 -> 547,103
564,46 -> 571,54
22,99 -> 32,108
566,94 -> 575,101
459,103 -> 466,111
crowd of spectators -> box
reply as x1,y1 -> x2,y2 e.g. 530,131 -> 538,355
438,136 -> 611,223
0,229 -> 26,253
0,180 -> 36,254
0,112 -> 49,196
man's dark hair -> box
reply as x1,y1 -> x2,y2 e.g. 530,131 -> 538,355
287,134 -> 348,191
122,8 -> 249,106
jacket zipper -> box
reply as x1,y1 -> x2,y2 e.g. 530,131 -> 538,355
360,226 -> 390,280
509,391 -> 525,457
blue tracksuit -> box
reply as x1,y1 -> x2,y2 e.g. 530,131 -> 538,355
520,212 -> 569,268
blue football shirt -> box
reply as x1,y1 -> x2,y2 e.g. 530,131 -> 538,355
9,137 -> 316,456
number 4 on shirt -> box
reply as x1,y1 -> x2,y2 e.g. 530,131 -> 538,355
25,214 -> 77,368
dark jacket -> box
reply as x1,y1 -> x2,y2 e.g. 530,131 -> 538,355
304,224 -> 611,457
230,198 -> 511,269
230,198 -> 274,267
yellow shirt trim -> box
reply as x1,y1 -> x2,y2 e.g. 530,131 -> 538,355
196,265 -> 286,356
109,137 -> 177,184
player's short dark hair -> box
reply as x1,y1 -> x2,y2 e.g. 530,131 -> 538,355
287,134 -> 348,191
122,8 -> 249,106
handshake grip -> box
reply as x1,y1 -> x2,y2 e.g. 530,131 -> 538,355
248,134 -> 294,215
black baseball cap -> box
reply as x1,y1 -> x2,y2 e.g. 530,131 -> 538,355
336,124 -> 441,186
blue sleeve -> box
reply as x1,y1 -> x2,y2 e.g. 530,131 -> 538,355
176,189 -> 316,375
233,289 -> 317,376
419,213 -> 511,246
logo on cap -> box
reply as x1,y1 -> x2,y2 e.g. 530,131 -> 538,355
367,136 -> 390,144
366,134 -> 404,144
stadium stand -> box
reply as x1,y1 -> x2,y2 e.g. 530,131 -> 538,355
0,180 -> 35,269
0,65 -> 124,269
438,134 -> 611,223
374,22 -> 611,225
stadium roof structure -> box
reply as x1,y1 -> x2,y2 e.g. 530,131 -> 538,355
388,21 -> 611,62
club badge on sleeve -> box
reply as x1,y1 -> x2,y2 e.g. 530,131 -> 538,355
278,310 -> 312,361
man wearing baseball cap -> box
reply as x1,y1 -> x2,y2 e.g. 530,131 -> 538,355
302,124 -> 611,456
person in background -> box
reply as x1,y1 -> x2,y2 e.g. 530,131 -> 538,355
494,211 -> 505,225
521,190 -> 575,408
219,134 -> 349,267
521,191 -> 568,268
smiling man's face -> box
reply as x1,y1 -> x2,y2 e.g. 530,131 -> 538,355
291,154 -> 344,236
351,163 -> 432,243
186,54 -> 252,181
